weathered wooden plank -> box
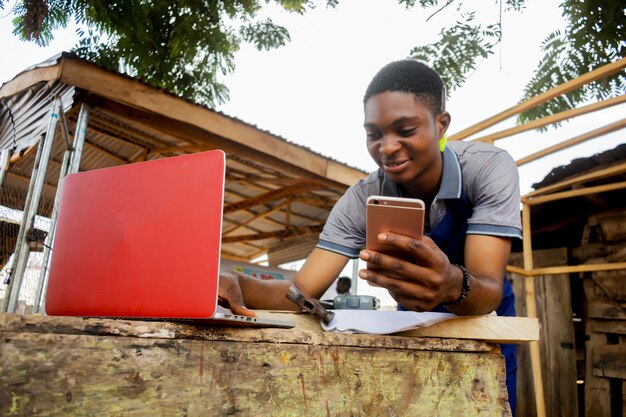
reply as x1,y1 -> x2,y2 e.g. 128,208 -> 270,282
398,315 -> 539,343
597,212 -> 626,242
592,344 -> 626,379
592,269 -> 626,303
523,181 -> 626,206
535,272 -> 579,417
572,242 -> 626,262
585,331 -> 612,416
590,320 -> 626,335
585,279 -> 626,320
0,313 -> 496,353
0,312 -> 538,346
0,66 -> 62,98
510,247 -> 578,417
0,331 -> 511,416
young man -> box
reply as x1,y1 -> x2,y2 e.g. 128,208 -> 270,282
219,60 -> 521,410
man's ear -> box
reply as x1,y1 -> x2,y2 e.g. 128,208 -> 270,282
437,111 -> 451,138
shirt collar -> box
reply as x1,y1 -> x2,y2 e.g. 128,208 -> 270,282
379,146 -> 462,200
437,145 -> 462,199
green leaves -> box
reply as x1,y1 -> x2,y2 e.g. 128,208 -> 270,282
410,12 -> 499,94
240,19 -> 291,50
405,0 -> 625,124
520,0 -> 626,126
8,0 -> 324,106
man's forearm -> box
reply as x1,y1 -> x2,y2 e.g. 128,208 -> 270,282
239,275 -> 299,311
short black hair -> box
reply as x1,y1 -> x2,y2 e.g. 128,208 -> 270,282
363,59 -> 446,114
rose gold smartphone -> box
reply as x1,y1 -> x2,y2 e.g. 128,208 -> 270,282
366,196 -> 425,270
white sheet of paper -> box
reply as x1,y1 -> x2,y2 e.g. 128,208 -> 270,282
321,310 -> 457,334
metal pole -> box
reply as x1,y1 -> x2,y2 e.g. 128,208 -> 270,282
35,103 -> 90,314
1,134 -> 46,311
68,103 -> 90,174
2,98 -> 61,313
351,258 -> 359,295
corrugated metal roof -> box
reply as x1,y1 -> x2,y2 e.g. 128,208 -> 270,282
0,82 -> 74,152
532,143 -> 626,190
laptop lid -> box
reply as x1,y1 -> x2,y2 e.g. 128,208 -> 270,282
46,150 -> 225,319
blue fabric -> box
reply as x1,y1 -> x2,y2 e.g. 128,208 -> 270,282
397,192 -> 517,414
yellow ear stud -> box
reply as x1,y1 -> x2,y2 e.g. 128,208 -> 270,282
439,134 -> 448,152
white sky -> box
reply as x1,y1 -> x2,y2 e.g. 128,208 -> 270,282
1,0 -> 624,304
1,0 -> 623,194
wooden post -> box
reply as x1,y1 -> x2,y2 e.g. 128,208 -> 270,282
584,278 -> 613,417
510,247 -> 579,417
522,203 -> 547,417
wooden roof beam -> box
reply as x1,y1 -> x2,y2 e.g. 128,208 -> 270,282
83,139 -> 129,164
49,58 -> 364,188
470,94 -> 626,144
223,188 -> 282,227
227,170 -> 298,186
524,161 -> 626,198
0,65 -> 62,98
89,108 -> 185,149
450,58 -> 626,141
83,124 -> 147,155
220,250 -> 254,262
523,181 -> 626,206
147,144 -> 216,158
516,118 -> 626,167
291,195 -> 338,211
247,247 -> 269,261
5,171 -> 57,193
507,262 -> 626,277
221,224 -> 325,243
223,202 -> 287,236
90,97 -> 365,188
224,181 -> 323,214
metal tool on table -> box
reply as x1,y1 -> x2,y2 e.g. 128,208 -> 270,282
286,285 -> 335,325
333,294 -> 380,310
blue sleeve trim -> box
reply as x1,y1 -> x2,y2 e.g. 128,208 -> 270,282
467,224 -> 523,240
316,240 -> 360,259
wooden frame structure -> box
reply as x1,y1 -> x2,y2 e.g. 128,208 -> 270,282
450,57 -> 626,417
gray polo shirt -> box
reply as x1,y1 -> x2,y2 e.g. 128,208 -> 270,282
317,141 -> 522,258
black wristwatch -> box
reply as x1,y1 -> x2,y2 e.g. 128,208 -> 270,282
443,264 -> 471,305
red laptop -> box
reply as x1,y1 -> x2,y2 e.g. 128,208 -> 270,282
45,150 -> 293,328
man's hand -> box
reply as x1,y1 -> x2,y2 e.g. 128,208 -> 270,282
358,233 -> 462,311
358,232 -> 511,315
218,271 -> 256,317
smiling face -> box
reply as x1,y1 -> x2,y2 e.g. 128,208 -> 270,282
364,91 -> 450,197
